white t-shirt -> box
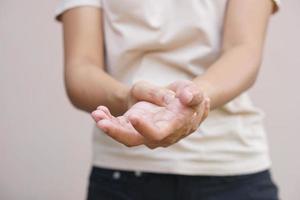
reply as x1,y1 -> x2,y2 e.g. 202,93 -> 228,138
55,0 -> 280,175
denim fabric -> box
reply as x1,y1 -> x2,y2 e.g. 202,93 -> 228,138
87,167 -> 279,200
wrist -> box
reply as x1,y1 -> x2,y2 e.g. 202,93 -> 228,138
192,78 -> 214,110
109,84 -> 131,116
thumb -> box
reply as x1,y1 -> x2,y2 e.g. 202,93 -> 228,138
177,85 -> 204,106
131,81 -> 176,106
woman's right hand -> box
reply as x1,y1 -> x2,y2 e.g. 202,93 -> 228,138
127,80 -> 205,110
126,80 -> 176,110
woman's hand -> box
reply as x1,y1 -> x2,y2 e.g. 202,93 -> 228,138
92,80 -> 210,149
129,80 -> 205,109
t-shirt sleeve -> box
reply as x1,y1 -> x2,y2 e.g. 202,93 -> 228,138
271,0 -> 281,14
54,0 -> 102,21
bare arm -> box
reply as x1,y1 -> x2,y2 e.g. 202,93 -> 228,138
89,0 -> 277,148
193,0 -> 275,110
61,7 -> 129,115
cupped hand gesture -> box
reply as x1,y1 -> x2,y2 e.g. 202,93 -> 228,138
91,80 -> 210,149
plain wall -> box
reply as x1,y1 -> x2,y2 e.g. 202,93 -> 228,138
0,0 -> 299,199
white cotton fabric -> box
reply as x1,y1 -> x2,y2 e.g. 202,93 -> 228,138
55,0 -> 280,175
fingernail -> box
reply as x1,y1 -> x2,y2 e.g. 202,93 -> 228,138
185,91 -> 193,103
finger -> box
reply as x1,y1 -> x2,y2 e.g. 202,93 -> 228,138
117,116 -> 130,127
145,142 -> 160,149
97,105 -> 114,119
160,135 -> 179,148
128,114 -> 170,141
97,106 -> 121,125
191,98 -> 210,130
160,123 -> 192,147
91,109 -> 109,122
177,85 -> 204,106
167,80 -> 191,92
131,81 -> 176,106
97,119 -> 144,147
167,80 -> 203,106
200,98 -> 210,122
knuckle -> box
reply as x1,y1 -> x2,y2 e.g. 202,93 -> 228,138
161,143 -> 170,148
131,80 -> 146,94
157,89 -> 165,98
124,142 -> 134,148
131,82 -> 141,94
123,139 -> 139,148
160,138 -> 175,147
161,135 -> 178,146
146,144 -> 157,149
148,88 -> 157,99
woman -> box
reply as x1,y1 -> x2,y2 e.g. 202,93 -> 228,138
55,0 -> 280,199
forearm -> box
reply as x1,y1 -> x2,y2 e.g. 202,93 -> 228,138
193,45 -> 262,110
60,7 -> 129,115
65,62 -> 129,115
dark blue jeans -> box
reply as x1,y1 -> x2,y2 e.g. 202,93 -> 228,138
87,166 -> 279,200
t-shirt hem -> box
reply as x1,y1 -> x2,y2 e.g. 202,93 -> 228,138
92,156 -> 272,176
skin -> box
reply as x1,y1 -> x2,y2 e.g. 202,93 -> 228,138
61,0 -> 275,148
92,81 -> 210,148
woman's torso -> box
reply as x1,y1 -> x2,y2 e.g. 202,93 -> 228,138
91,0 -> 271,176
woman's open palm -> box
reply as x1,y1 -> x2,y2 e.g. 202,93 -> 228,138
92,97 -> 209,149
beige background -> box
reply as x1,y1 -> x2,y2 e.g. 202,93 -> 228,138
0,0 -> 299,199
